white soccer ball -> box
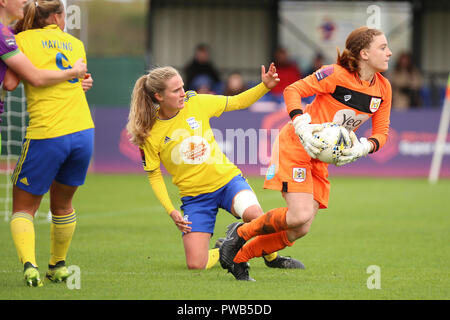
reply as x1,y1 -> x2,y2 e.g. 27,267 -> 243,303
313,123 -> 351,165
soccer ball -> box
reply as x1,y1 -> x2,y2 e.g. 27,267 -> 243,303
313,123 -> 351,165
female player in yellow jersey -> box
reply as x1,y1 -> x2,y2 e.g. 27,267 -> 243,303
8,0 -> 94,287
220,27 -> 393,281
0,0 -> 87,154
127,63 -> 304,280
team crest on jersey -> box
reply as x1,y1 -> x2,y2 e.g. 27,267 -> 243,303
315,66 -> 334,82
292,168 -> 306,183
369,97 -> 382,112
186,117 -> 200,130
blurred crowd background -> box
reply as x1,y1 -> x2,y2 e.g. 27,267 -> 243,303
68,0 -> 449,111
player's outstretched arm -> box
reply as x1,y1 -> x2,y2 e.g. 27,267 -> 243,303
225,63 -> 280,112
261,62 -> 280,90
5,53 -> 86,87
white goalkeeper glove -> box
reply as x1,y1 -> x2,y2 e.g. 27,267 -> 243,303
335,131 -> 372,166
292,113 -> 326,159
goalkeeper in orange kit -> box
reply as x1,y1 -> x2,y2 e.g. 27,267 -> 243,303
220,26 -> 393,280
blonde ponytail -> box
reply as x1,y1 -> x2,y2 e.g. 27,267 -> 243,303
126,66 -> 180,146
127,75 -> 157,146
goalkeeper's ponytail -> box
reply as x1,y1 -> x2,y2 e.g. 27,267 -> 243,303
127,66 -> 180,146
336,26 -> 383,74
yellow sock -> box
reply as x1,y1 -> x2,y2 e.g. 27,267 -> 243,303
10,212 -> 37,267
205,248 -> 220,269
263,252 -> 278,262
49,211 -> 77,266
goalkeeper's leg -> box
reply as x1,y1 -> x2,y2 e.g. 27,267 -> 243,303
234,204 -> 317,265
220,189 -> 308,271
236,193 -> 317,242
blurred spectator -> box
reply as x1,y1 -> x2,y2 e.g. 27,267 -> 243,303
191,75 -> 214,94
390,52 -> 423,110
184,43 -> 221,92
271,46 -> 302,96
223,72 -> 247,96
305,53 -> 325,76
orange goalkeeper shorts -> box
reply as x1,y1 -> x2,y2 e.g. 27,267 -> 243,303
263,123 -> 330,209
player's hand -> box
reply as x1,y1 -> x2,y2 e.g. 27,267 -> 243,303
81,73 -> 93,92
292,113 -> 326,158
170,210 -> 192,233
72,58 -> 87,79
261,62 -> 280,90
335,131 -> 372,166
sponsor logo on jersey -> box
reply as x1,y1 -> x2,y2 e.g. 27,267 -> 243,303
333,109 -> 369,132
164,136 -> 172,144
177,136 -> 211,164
292,168 -> 306,183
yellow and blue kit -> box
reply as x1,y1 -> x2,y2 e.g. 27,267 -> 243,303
141,83 -> 269,233
12,25 -> 94,195
15,24 -> 94,139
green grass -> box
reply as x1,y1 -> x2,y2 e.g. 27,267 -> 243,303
0,174 -> 449,300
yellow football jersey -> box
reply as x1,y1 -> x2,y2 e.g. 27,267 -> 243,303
141,91 -> 242,197
15,24 -> 94,139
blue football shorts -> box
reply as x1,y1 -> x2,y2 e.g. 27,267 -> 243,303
12,128 -> 94,195
180,174 -> 253,234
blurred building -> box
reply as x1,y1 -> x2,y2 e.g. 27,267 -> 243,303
147,0 -> 449,108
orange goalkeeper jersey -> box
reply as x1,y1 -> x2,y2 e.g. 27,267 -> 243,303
284,64 -> 392,152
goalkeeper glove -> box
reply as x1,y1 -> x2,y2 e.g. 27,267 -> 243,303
292,113 -> 326,159
335,131 -> 372,166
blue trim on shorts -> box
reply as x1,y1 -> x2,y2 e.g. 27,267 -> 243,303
180,174 -> 253,234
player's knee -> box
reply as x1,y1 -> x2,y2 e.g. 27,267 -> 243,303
286,205 -> 315,228
185,251 -> 209,270
232,190 -> 261,220
186,261 -> 207,270
242,204 -> 264,222
288,224 -> 311,240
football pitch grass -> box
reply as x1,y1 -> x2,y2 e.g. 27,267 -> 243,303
0,174 -> 449,300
